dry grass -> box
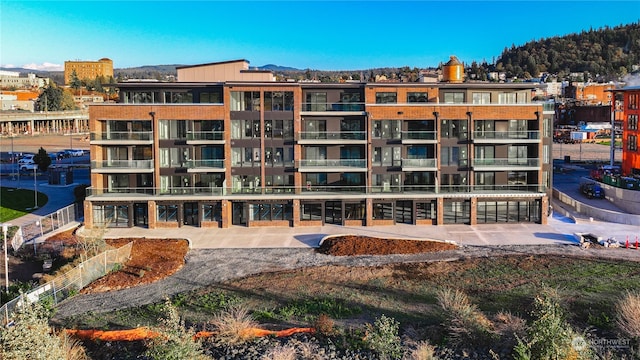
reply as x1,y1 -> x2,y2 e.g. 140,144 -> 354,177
616,291 -> 640,339
208,306 -> 258,345
435,287 -> 495,345
59,333 -> 89,360
313,313 -> 335,336
261,344 -> 297,360
403,340 -> 439,360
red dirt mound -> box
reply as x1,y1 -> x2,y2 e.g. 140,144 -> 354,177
317,235 -> 457,256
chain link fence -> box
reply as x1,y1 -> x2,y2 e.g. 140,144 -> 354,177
1,241 -> 132,325
13,203 -> 80,251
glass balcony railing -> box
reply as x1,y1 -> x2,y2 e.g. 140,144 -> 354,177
473,131 -> 540,140
186,131 -> 224,141
297,159 -> 367,168
301,102 -> 365,112
86,184 -> 546,197
91,160 -> 154,169
401,159 -> 437,168
472,158 -> 540,167
297,131 -> 366,141
90,131 -> 153,141
184,159 -> 225,168
401,131 -> 437,140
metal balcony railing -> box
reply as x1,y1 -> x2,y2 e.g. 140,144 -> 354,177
473,131 -> 540,140
297,159 -> 367,168
401,158 -> 437,168
301,102 -> 365,112
297,131 -> 366,141
401,131 -> 437,140
90,131 -> 153,141
91,159 -> 154,169
186,131 -> 225,141
472,158 -> 540,167
185,159 -> 225,168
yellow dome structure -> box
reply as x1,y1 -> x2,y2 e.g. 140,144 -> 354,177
442,56 -> 464,83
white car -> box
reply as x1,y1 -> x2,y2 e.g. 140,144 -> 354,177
17,155 -> 35,165
20,163 -> 38,172
64,149 -> 84,157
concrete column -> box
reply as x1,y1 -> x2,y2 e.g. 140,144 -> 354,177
148,200 -> 157,229
221,200 -> 231,228
83,200 -> 93,229
436,198 -> 444,225
365,198 -> 373,226
540,196 -> 549,225
469,197 -> 478,225
292,199 -> 300,227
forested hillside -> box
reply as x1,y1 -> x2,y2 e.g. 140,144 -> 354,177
496,22 -> 639,80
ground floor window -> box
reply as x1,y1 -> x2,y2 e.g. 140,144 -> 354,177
92,204 -> 129,227
476,200 -> 541,223
344,202 -> 365,220
372,201 -> 393,220
416,201 -> 436,220
249,202 -> 293,221
157,204 -> 179,223
300,202 -> 322,221
443,200 -> 470,224
202,203 -> 222,222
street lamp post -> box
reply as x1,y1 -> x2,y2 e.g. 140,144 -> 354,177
33,166 -> 38,209
3,224 -> 9,293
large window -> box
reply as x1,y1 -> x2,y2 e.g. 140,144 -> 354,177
441,119 -> 468,139
443,92 -> 464,104
200,91 -> 221,103
231,119 -> 261,139
230,91 -> 260,111
159,120 -> 186,140
232,147 -> 261,167
628,93 -> 638,110
92,204 -> 129,227
373,146 -> 401,166
407,92 -> 428,103
373,120 -> 401,139
300,203 -> 322,220
472,92 -> 491,104
372,202 -> 393,220
477,200 -> 540,223
160,147 -> 189,168
443,200 -> 470,224
498,92 -> 517,104
157,204 -> 179,222
416,201 -> 436,220
376,92 -> 397,104
628,135 -> 638,151
265,147 -> 294,167
265,119 -> 293,139
249,202 -> 293,221
441,146 -> 467,167
164,91 -> 193,103
264,91 -> 294,111
202,203 -> 222,222
305,92 -> 327,111
628,114 -> 638,131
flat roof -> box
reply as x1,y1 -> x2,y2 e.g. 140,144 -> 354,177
175,59 -> 249,70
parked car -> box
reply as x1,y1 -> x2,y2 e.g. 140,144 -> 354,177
580,182 -> 604,199
64,149 -> 84,157
17,154 -> 35,165
20,163 -> 38,172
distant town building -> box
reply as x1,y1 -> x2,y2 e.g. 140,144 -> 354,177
0,90 -> 39,111
0,70 -> 49,89
64,58 -> 114,84
563,82 -> 616,105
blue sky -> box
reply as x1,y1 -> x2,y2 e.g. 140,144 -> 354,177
1,1 -> 638,71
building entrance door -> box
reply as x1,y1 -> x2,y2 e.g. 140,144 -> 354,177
232,202 -> 247,226
183,202 -> 199,226
133,203 -> 148,227
324,201 -> 342,225
395,200 -> 413,224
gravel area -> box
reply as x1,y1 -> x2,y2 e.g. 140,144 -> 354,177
52,243 -> 640,322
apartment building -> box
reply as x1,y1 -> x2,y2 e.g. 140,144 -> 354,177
64,58 -> 114,84
84,59 -> 553,229
615,85 -> 640,175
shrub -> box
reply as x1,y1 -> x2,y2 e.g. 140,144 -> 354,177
403,340 -> 439,360
261,344 -> 297,360
616,290 -> 640,339
208,305 -> 258,345
514,287 -> 592,360
143,299 -> 207,360
313,313 -> 335,335
364,314 -> 403,360
435,287 -> 495,346
0,296 -> 78,360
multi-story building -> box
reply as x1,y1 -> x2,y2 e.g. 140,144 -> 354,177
615,85 -> 640,175
64,58 -> 114,84
84,59 -> 553,229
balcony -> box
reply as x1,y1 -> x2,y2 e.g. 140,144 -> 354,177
472,158 -> 540,170
297,131 -> 366,144
473,131 -> 540,143
91,159 -> 154,173
90,131 -> 153,145
301,102 -> 365,114
86,186 -> 224,197
401,131 -> 437,144
185,159 -> 225,172
186,131 -> 225,144
297,159 -> 367,172
401,158 -> 437,171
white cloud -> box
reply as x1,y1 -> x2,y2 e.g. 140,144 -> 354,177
22,62 -> 64,71
1,64 -> 17,68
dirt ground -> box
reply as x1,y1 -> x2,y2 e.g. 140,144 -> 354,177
11,229 -> 453,293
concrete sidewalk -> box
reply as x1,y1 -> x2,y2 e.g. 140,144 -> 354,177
99,213 -> 640,249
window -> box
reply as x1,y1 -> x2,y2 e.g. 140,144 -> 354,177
230,91 -> 260,111
628,114 -> 638,131
92,204 -> 129,227
441,119 -> 468,139
160,147 -> 189,168
475,172 -> 495,189
416,201 -> 436,220
231,147 -> 261,167
498,92 -> 517,104
372,120 -> 401,139
305,92 -> 327,111
159,120 -> 186,140
628,93 -> 638,110
264,91 -> 294,111
508,171 -> 527,185
265,147 -> 293,167
441,146 -> 467,167
249,202 -> 293,221
443,92 -> 464,104
265,119 -> 293,139
472,92 -> 490,104
202,203 -> 222,221
508,145 -> 528,165
443,200 -> 470,224
231,119 -> 261,139
373,202 -> 393,220
157,204 -> 178,222
372,173 -> 401,192
543,145 -> 549,164
372,146 -> 401,166
407,92 -> 428,103
376,92 -> 397,104
301,203 -> 322,220
165,91 -> 193,103
628,135 -> 638,151
344,202 -> 365,220
200,91 -> 221,103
